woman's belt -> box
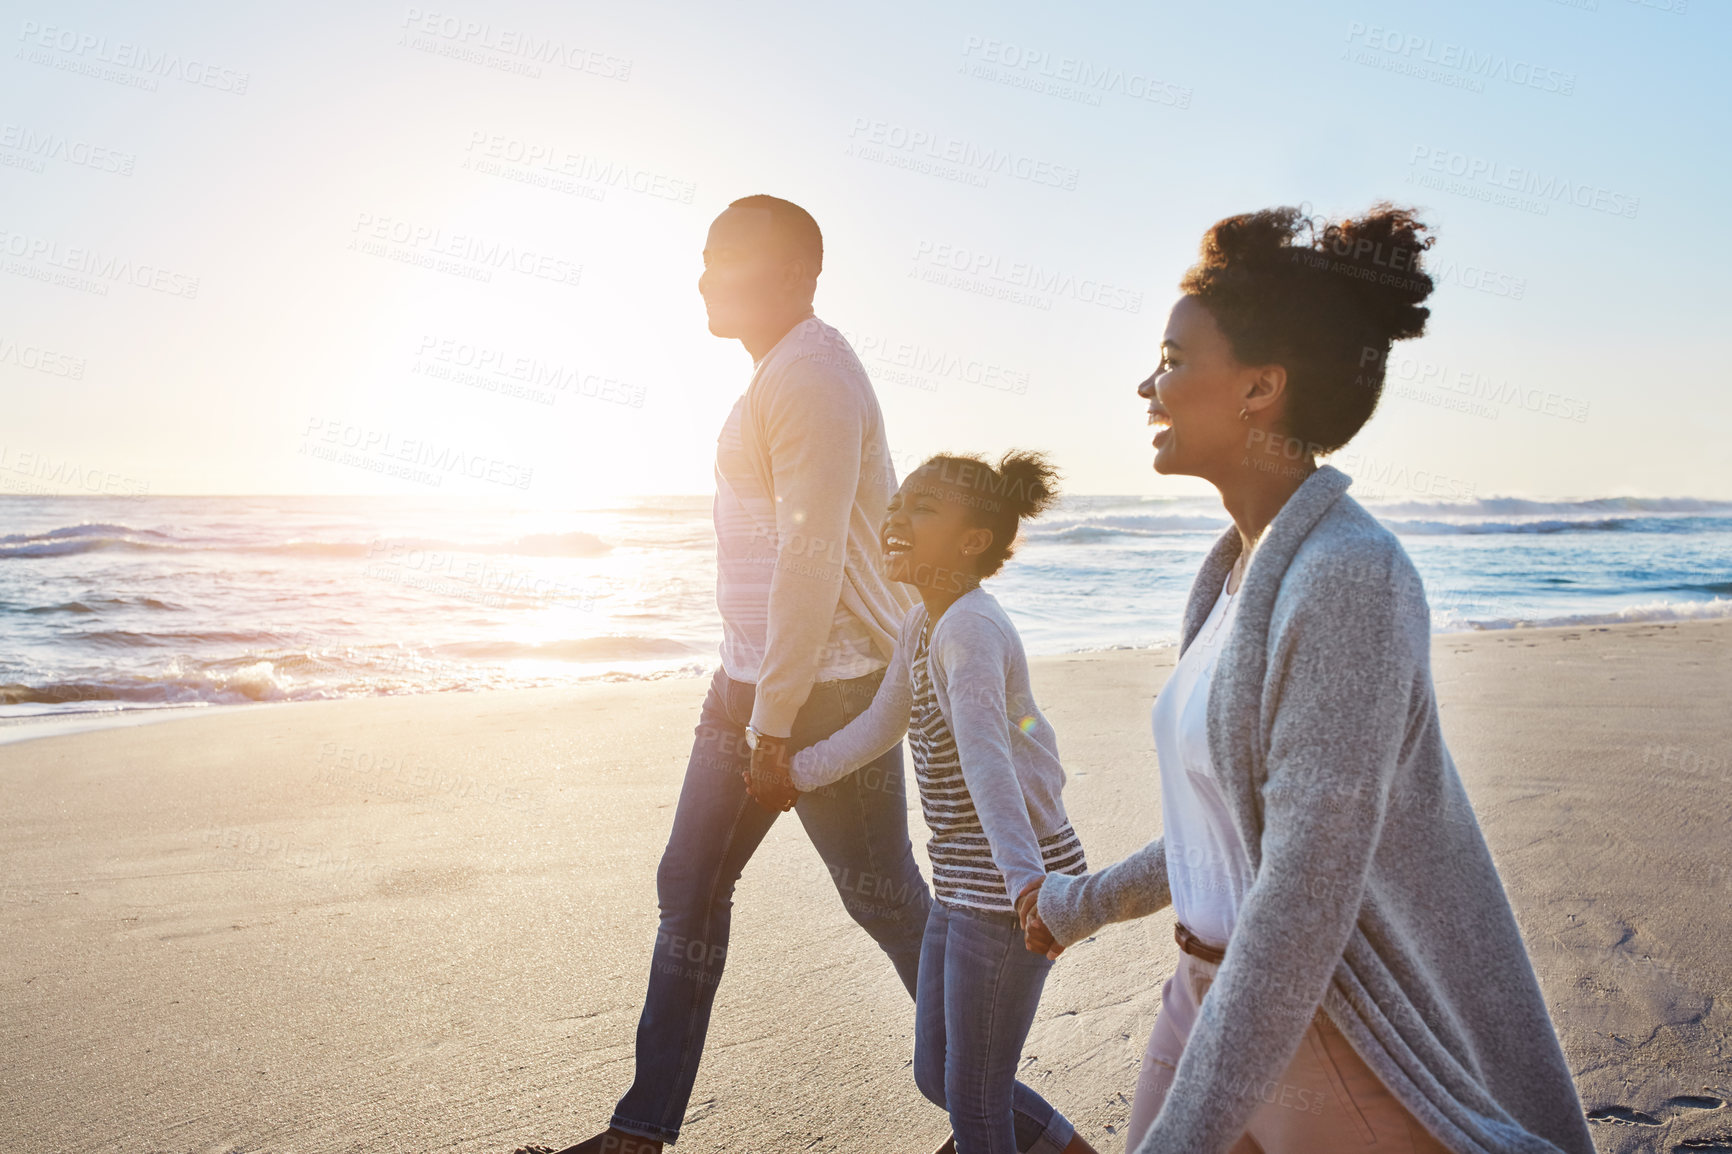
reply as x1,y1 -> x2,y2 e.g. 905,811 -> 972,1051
1175,920 -> 1227,964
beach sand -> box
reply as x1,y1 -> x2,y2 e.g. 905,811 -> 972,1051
2,619 -> 1729,1154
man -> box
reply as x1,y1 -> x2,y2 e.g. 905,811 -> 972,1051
523,195 -> 931,1154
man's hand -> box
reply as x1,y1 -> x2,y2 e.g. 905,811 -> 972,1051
743,734 -> 799,813
1017,876 -> 1065,961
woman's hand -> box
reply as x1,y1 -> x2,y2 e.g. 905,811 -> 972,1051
1016,877 -> 1065,960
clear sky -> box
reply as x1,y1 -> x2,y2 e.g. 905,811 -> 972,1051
3,0 -> 1727,503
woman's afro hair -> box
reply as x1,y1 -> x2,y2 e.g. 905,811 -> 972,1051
1179,203 -> 1436,453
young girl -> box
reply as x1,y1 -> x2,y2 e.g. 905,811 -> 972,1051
789,451 -> 1097,1154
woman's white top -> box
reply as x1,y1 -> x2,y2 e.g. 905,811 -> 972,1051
1153,573 -> 1254,948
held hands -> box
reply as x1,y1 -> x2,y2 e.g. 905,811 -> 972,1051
1016,876 -> 1065,961
743,734 -> 800,813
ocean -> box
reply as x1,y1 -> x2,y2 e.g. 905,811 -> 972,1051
2,492 -> 1729,720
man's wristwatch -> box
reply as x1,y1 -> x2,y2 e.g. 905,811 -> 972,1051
744,725 -> 764,751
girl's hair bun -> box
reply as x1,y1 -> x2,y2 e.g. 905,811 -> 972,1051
993,450 -> 1060,521
919,450 -> 1061,578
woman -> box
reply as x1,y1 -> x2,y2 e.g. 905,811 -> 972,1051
1022,205 -> 1595,1154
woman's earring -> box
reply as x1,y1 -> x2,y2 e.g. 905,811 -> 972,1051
1239,407 -> 1250,422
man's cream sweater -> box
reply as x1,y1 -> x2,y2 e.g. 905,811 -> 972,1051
713,315 -> 917,737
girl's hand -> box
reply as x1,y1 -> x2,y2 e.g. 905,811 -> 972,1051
1016,877 -> 1065,960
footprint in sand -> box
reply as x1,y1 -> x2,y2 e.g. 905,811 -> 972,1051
1585,1092 -> 1731,1150
1588,1104 -> 1663,1126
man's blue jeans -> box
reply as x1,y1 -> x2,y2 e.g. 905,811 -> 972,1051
611,666 -> 932,1143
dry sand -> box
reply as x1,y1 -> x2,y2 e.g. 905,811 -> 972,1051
2,619 -> 1729,1154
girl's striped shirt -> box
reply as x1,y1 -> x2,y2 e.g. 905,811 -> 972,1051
910,626 -> 1086,913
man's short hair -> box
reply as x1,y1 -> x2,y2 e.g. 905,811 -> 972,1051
727,194 -> 823,276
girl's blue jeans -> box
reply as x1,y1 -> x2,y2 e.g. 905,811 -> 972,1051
915,898 -> 1078,1154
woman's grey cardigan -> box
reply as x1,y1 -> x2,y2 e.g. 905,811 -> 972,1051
1037,465 -> 1594,1154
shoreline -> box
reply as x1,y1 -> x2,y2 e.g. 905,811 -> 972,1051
4,614 -> 1726,747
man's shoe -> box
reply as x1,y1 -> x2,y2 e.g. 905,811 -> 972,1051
514,1128 -> 664,1154
931,1137 -> 955,1154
